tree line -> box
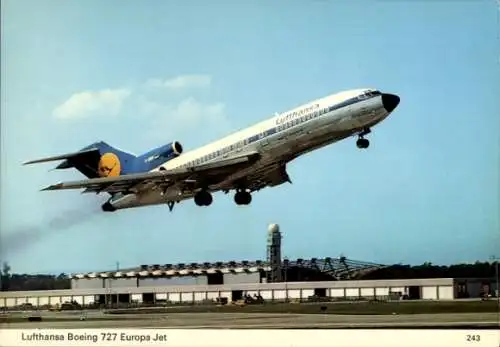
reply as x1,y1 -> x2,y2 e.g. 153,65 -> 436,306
360,261 -> 498,280
1,262 -> 71,291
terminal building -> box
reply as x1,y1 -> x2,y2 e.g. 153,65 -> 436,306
70,224 -> 386,290
0,224 -> 497,308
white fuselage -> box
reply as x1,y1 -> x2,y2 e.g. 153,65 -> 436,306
109,88 -> 393,209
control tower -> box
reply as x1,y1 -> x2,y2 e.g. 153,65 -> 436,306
266,223 -> 282,282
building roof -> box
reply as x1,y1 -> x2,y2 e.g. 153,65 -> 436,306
70,257 -> 387,280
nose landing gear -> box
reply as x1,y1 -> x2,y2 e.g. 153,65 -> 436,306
356,128 -> 371,149
356,137 -> 370,149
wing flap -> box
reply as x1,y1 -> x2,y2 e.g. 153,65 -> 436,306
217,163 -> 292,193
23,148 -> 100,165
40,151 -> 261,194
41,170 -> 171,191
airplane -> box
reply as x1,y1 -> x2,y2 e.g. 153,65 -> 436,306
24,88 -> 400,213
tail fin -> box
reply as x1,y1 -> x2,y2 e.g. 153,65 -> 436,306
54,141 -> 137,178
24,141 -> 183,179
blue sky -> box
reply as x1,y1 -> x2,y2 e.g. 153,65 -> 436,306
1,0 -> 499,274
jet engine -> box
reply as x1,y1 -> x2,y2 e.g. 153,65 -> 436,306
161,141 -> 183,158
170,141 -> 183,156
141,141 -> 184,166
101,201 -> 116,212
101,193 -> 137,212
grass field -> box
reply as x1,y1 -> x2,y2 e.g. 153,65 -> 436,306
0,316 -> 139,324
106,300 -> 499,315
1,300 -> 497,324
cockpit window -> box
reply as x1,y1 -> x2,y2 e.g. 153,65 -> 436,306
360,90 -> 381,99
365,90 -> 381,97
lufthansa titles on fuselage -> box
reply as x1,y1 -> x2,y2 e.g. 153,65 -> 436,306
275,104 -> 320,125
177,91 -> 381,170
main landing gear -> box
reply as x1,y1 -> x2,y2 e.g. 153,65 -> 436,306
234,189 -> 252,205
356,128 -> 371,149
193,188 -> 253,207
194,190 -> 213,206
192,189 -> 252,207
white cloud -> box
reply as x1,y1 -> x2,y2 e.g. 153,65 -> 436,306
172,97 -> 226,125
51,74 -> 231,146
137,95 -> 229,148
145,97 -> 228,135
145,74 -> 212,90
53,74 -> 214,121
53,88 -> 131,120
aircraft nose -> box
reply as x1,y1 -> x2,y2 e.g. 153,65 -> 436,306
381,93 -> 400,113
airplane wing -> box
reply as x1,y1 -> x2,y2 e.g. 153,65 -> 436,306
40,151 -> 261,194
221,163 -> 292,193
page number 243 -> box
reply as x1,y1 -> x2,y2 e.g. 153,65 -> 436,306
466,335 -> 481,342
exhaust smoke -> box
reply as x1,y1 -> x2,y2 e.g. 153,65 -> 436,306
1,205 -> 102,257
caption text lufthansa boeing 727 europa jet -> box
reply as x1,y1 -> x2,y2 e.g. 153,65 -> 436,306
24,88 -> 400,212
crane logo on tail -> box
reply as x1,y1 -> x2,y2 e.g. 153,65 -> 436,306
98,153 -> 121,177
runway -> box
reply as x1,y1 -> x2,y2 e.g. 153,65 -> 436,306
1,311 -> 498,329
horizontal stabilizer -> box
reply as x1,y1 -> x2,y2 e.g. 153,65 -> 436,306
23,148 -> 99,165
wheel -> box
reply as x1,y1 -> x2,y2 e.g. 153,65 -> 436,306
243,192 -> 252,205
356,138 -> 369,149
204,192 -> 213,206
194,191 -> 213,206
234,190 -> 252,205
194,193 -> 204,206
